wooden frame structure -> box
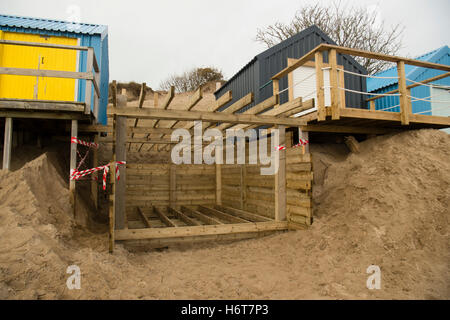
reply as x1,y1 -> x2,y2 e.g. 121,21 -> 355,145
100,84 -> 316,253
272,43 -> 450,134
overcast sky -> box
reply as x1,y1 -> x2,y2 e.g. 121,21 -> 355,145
1,0 -> 449,89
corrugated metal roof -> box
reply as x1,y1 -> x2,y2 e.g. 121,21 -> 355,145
367,46 -> 450,92
0,14 -> 107,36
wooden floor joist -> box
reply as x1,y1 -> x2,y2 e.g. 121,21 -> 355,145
137,207 -> 152,228
169,207 -> 200,226
115,221 -> 289,241
180,206 -> 224,225
198,206 -> 249,224
154,206 -> 178,227
214,205 -> 272,222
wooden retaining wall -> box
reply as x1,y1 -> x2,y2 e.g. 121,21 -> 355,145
126,164 -> 216,214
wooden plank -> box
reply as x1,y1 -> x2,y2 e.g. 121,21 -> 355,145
138,83 -> 147,108
329,49 -> 341,120
215,205 -> 272,222
300,124 -> 396,134
169,207 -> 200,226
216,163 -> 222,205
111,80 -> 117,107
274,125 -> 286,221
272,79 -> 279,96
181,206 -> 224,225
344,136 -> 361,153
0,67 -> 92,80
161,86 -> 175,109
2,117 -> 12,170
0,39 -> 90,51
137,207 -> 152,228
315,51 -> 326,121
339,108 -> 402,121
154,207 -> 178,227
169,165 -> 176,207
213,90 -> 232,111
115,221 -> 288,240
0,101 -> 85,112
198,205 -> 249,223
108,107 -> 308,126
397,61 -> 410,125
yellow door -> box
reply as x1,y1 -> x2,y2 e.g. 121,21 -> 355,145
0,31 -> 78,101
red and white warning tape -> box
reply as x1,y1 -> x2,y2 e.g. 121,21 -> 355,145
70,161 -> 126,190
71,136 -> 99,149
276,138 -> 309,151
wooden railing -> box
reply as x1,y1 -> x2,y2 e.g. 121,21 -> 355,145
272,43 -> 450,125
0,39 -> 100,117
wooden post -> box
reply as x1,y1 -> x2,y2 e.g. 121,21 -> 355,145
154,92 -> 159,107
298,128 -> 309,153
90,133 -> 99,209
2,117 -> 13,170
84,48 -> 94,115
216,163 -> 222,205
398,61 -> 410,125
329,49 -> 341,120
315,51 -> 326,121
275,125 -> 286,221
273,79 -> 279,98
69,120 -> 77,215
239,165 -> 245,209
114,94 -> 127,230
169,164 -> 176,207
370,100 -> 376,111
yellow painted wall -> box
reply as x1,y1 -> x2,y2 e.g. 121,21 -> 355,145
0,31 -> 78,101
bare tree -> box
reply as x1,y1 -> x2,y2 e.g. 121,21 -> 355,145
160,67 -> 224,93
255,1 -> 404,74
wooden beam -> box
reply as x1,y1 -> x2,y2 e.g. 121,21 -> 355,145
397,61 -> 410,125
213,90 -> 233,111
154,206 -> 178,227
108,107 -> 308,126
0,101 -> 85,112
129,83 -> 147,149
169,207 -> 200,226
315,51 -> 326,121
115,221 -> 289,240
2,117 -> 12,170
137,207 -> 152,228
0,39 -> 91,51
329,49 -> 341,120
300,124 -> 397,134
181,206 -> 224,225
198,205 -> 249,224
111,80 -> 117,107
161,86 -> 175,110
275,125 -> 286,221
0,67 -> 93,80
344,136 -> 361,153
187,87 -> 203,110
214,205 -> 272,222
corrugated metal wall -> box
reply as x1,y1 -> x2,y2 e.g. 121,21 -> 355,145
215,26 -> 368,114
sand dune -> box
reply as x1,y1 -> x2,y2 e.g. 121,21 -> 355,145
0,129 -> 448,299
